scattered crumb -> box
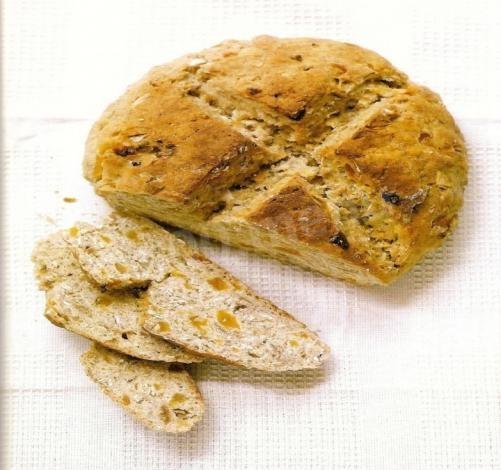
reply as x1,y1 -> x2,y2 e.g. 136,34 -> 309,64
37,214 -> 57,226
63,197 -> 77,203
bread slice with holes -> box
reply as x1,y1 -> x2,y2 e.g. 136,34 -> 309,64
59,212 -> 330,371
32,232 -> 200,363
81,343 -> 204,433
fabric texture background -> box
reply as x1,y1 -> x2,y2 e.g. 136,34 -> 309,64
2,0 -> 500,468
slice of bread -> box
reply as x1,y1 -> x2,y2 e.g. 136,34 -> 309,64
81,343 -> 204,433
32,232 -> 82,291
32,233 -> 200,363
64,212 -> 330,371
63,216 -> 185,289
142,249 -> 330,371
34,213 -> 330,371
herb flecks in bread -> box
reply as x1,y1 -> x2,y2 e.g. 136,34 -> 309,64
81,343 -> 204,433
84,36 -> 467,285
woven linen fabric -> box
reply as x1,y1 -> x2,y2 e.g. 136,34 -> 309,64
2,0 -> 500,468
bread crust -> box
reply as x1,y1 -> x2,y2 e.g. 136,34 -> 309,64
84,36 -> 467,285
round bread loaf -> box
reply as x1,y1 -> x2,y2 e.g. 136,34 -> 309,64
84,36 -> 467,285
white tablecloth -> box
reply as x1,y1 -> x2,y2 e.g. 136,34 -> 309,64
3,0 -> 500,468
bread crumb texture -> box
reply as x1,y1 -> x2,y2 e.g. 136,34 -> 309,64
84,36 -> 467,285
33,212 -> 330,371
80,343 -> 204,433
31,228 -> 201,363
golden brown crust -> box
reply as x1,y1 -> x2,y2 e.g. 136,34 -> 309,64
321,85 -> 466,275
88,88 -> 276,215
84,36 -> 467,285
247,176 -> 336,244
195,36 -> 407,142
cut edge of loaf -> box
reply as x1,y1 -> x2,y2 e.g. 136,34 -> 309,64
101,190 -> 385,285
